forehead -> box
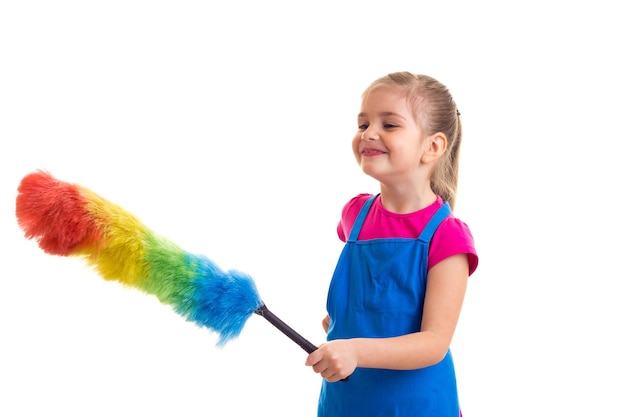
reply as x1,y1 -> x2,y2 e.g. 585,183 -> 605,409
360,86 -> 414,115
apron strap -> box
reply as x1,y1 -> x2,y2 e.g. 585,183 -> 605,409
347,194 -> 378,243
418,202 -> 452,244
348,195 -> 451,244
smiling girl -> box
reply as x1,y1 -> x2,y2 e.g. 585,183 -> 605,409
306,72 -> 479,417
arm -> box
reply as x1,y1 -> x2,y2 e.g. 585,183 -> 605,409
305,253 -> 469,382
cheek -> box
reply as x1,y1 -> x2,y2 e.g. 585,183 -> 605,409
351,135 -> 361,158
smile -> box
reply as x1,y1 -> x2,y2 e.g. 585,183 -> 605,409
362,148 -> 386,156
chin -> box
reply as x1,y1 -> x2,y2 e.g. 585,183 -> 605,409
359,165 -> 382,182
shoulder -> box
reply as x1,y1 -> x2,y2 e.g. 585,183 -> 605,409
341,193 -> 375,217
431,214 -> 479,276
337,193 -> 374,242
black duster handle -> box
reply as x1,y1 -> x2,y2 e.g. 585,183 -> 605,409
254,304 -> 318,353
254,303 -> 349,382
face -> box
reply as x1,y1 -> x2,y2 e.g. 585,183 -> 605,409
353,87 -> 429,185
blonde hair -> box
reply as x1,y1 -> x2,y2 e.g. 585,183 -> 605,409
363,72 -> 463,210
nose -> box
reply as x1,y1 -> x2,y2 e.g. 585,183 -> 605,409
361,127 -> 378,141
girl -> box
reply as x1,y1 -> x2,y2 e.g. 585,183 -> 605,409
306,72 -> 479,416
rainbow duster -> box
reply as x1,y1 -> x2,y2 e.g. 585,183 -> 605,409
15,170 -> 317,352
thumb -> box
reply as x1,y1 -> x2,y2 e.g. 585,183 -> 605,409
305,344 -> 324,366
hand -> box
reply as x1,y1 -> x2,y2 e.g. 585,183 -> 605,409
322,314 -> 330,334
305,339 -> 357,382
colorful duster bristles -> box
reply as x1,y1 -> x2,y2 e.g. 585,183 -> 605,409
15,170 -> 263,346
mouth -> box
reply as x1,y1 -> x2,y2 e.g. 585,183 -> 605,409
361,148 -> 386,156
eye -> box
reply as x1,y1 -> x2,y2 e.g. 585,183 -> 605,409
358,123 -> 368,130
383,123 -> 398,129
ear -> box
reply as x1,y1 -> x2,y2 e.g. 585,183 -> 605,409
421,133 -> 447,164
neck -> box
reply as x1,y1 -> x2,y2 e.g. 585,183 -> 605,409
378,184 -> 437,214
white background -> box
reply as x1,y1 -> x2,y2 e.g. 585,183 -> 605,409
1,1 -> 624,416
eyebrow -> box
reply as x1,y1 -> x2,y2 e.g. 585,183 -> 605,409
358,111 -> 406,119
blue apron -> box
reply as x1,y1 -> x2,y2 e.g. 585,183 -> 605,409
319,195 -> 459,417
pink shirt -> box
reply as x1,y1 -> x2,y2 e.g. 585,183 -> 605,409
337,194 -> 478,276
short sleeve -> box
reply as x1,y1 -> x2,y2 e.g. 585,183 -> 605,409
336,194 -> 372,242
428,217 -> 479,276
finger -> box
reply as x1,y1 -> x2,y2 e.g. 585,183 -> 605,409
313,363 -> 328,375
321,369 -> 335,380
305,351 -> 321,367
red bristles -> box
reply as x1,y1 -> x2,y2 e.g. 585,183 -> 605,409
15,170 -> 101,256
